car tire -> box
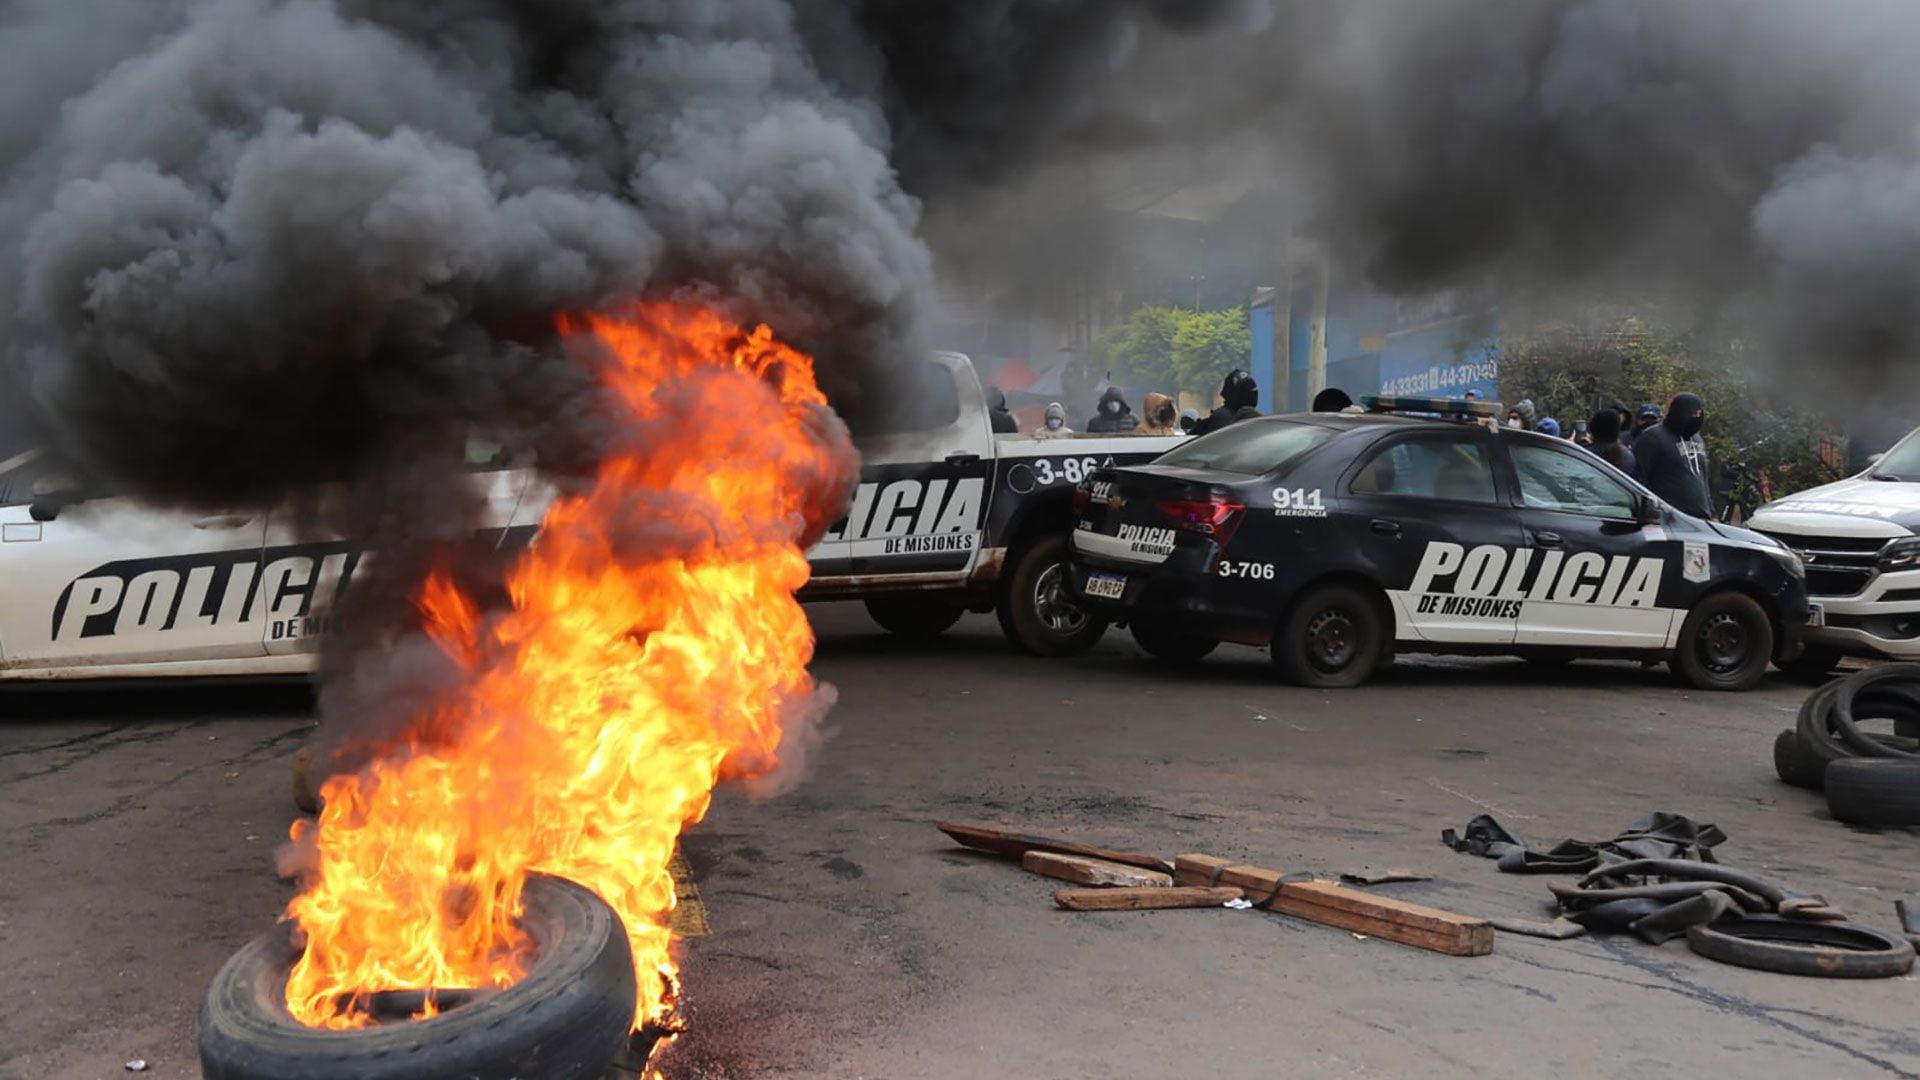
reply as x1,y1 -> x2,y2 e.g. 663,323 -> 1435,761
1778,645 -> 1845,686
1772,729 -> 1826,790
199,874 -> 636,1080
1823,757 -> 1920,826
863,597 -> 964,641
1272,582 -> 1384,689
996,532 -> 1108,657
1685,916 -> 1915,978
1671,591 -> 1773,692
1129,622 -> 1219,664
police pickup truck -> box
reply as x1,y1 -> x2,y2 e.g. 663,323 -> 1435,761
0,354 -> 1182,680
1065,397 -> 1809,691
1748,423 -> 1920,677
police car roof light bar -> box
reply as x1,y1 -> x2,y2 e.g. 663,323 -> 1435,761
1360,394 -> 1502,420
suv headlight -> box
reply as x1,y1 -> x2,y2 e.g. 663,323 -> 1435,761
1879,536 -> 1920,572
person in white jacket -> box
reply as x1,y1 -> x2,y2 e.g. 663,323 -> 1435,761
1033,401 -> 1074,437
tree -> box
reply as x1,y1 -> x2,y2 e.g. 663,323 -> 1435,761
1098,306 -> 1184,389
1171,307 -> 1252,393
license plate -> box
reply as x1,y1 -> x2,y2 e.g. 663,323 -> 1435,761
1808,602 -> 1824,628
1085,572 -> 1126,600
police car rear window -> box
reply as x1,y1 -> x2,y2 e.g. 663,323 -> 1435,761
1155,421 -> 1332,475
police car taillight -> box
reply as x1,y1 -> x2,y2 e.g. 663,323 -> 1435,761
1156,495 -> 1244,538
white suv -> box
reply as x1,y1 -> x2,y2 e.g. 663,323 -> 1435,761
1749,425 -> 1920,676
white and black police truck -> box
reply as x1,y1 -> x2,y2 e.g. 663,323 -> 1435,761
1750,423 -> 1920,678
0,353 -> 1183,680
1067,396 -> 1810,691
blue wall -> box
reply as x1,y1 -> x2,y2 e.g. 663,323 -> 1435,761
1252,284 -> 1500,412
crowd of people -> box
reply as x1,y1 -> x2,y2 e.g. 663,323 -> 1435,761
993,373 -> 1720,522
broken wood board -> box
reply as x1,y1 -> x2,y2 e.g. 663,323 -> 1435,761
1055,886 -> 1243,911
1023,850 -> 1173,888
1174,854 -> 1493,957
937,822 -> 1175,874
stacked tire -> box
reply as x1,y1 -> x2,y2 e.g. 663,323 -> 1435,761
1772,664 -> 1920,826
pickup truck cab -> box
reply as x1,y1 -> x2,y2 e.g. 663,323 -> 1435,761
1749,424 -> 1920,678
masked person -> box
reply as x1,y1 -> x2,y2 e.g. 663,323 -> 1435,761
1137,391 -> 1180,435
1034,401 -> 1073,437
1179,409 -> 1201,434
1086,386 -> 1139,433
1505,398 -> 1538,430
1630,403 -> 1662,447
1634,392 -> 1713,519
987,387 -> 1019,434
1589,409 -> 1636,474
1312,387 -> 1354,413
1192,369 -> 1261,436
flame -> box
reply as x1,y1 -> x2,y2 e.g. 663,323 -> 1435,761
282,302 -> 854,1030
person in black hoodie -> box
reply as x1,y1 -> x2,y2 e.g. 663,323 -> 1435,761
987,387 -> 1019,433
1193,369 -> 1260,435
1086,386 -> 1139,433
1633,392 -> 1713,519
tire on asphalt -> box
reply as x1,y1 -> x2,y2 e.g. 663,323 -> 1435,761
863,597 -> 964,641
1272,582 -> 1385,689
1685,916 -> 1916,978
1129,622 -> 1219,664
1777,645 -> 1845,686
995,532 -> 1108,657
1772,728 -> 1825,790
1831,664 -> 1920,759
1793,680 -> 1920,790
199,874 -> 636,1080
1823,757 -> 1920,826
1671,591 -> 1773,692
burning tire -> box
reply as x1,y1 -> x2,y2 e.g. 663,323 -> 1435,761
198,874 -> 636,1080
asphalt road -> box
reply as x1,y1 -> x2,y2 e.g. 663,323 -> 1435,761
3,603 -> 1917,1079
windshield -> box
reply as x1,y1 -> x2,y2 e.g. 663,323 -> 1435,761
1154,419 -> 1334,476
1871,427 -> 1920,481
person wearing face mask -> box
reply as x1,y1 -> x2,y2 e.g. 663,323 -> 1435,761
1034,401 -> 1073,437
1192,369 -> 1261,436
1086,386 -> 1139,433
1630,403 -> 1662,447
1633,392 -> 1713,519
1505,398 -> 1537,430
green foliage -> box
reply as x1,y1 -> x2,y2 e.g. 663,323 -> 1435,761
1099,305 -> 1251,395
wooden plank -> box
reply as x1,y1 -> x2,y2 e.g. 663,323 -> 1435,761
1023,851 -> 1173,888
937,822 -> 1175,874
1054,886 -> 1243,911
1174,853 -> 1493,957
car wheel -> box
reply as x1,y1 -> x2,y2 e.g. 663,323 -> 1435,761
1672,591 -> 1773,692
1272,582 -> 1384,689
198,874 -> 636,1080
1778,644 -> 1845,686
1129,622 -> 1219,664
863,597 -> 964,640
995,532 -> 1108,657
1824,757 -> 1920,826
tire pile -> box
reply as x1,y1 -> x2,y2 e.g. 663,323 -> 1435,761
1773,664 -> 1920,826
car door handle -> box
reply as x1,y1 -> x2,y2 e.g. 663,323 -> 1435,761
1534,531 -> 1564,548
1370,519 -> 1401,537
193,514 -> 254,530
945,452 -> 981,466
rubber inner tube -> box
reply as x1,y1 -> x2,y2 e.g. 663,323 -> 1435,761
1686,916 -> 1916,979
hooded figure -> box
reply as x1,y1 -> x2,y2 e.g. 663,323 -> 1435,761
1086,386 -> 1139,434
1634,392 -> 1712,518
1137,391 -> 1179,435
1034,401 -> 1073,437
1589,408 -> 1636,474
987,387 -> 1018,434
1506,398 -> 1538,430
1312,387 -> 1354,413
1179,409 -> 1201,434
1193,370 -> 1261,436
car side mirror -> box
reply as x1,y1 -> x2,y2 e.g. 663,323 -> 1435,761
1632,492 -> 1662,525
28,488 -> 85,522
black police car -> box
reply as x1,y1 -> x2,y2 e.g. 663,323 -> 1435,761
1066,397 -> 1809,690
